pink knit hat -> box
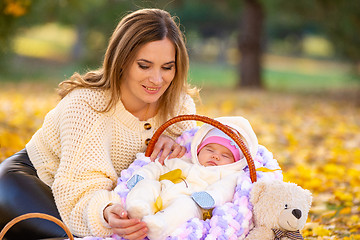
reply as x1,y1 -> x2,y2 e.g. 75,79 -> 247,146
197,128 -> 242,162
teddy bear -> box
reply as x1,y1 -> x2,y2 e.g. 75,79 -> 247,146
245,179 -> 312,240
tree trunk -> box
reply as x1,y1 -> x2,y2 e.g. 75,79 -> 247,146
238,0 -> 264,88
71,23 -> 86,61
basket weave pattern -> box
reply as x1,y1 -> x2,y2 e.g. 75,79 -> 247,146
0,213 -> 74,240
145,114 -> 257,183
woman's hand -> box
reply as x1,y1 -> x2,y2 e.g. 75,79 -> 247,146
150,134 -> 186,164
104,203 -> 147,240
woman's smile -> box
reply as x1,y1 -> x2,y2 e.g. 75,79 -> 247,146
143,85 -> 161,94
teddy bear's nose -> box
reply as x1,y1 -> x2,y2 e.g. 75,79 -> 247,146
292,209 -> 302,219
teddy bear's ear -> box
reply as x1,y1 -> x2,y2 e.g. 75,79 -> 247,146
304,188 -> 313,207
250,181 -> 267,205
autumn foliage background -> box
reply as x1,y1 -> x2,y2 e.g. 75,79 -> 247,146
1,82 -> 359,239
1,0 -> 360,239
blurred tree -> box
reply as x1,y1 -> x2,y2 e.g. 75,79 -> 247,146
25,0 -> 135,65
0,0 -> 158,66
237,0 -> 360,88
238,0 -> 264,88
171,0 -> 241,63
1,0 -> 359,84
0,0 -> 193,66
172,0 -> 240,38
172,0 -> 265,88
264,0 -> 360,73
316,0 -> 360,70
0,0 -> 32,65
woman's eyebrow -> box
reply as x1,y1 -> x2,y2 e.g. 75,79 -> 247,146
137,59 -> 152,63
137,59 -> 175,65
164,61 -> 175,65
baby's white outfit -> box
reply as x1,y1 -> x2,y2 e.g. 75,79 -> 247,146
126,116 -> 259,240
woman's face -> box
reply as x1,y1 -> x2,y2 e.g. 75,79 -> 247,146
121,38 -> 176,109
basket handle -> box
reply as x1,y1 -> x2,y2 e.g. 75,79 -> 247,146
0,213 -> 74,240
145,114 -> 257,183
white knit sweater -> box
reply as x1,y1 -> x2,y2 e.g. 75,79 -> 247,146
26,88 -> 196,237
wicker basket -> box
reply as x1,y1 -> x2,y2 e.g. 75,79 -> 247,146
0,213 -> 74,240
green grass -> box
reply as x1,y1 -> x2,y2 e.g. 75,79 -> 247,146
189,61 -> 360,91
0,57 -> 85,87
189,62 -> 237,88
263,68 -> 359,91
1,57 -> 359,93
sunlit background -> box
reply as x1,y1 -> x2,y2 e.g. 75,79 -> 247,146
1,0 -> 360,239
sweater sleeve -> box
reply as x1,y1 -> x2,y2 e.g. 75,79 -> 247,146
52,92 -> 121,237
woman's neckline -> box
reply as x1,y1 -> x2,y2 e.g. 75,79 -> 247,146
120,98 -> 158,121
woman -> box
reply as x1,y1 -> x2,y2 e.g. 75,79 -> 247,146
0,8 -> 197,240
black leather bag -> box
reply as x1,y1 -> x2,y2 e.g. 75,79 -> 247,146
0,149 -> 67,240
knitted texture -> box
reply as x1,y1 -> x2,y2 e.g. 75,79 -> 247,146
73,127 -> 282,240
25,88 -> 196,237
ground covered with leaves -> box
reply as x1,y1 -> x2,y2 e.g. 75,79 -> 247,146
1,84 -> 359,239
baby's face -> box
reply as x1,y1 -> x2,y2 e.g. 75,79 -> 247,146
198,143 -> 235,166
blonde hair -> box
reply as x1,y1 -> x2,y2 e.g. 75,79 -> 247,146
58,8 -> 197,122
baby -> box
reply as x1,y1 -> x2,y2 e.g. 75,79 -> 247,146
125,116 -> 258,240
